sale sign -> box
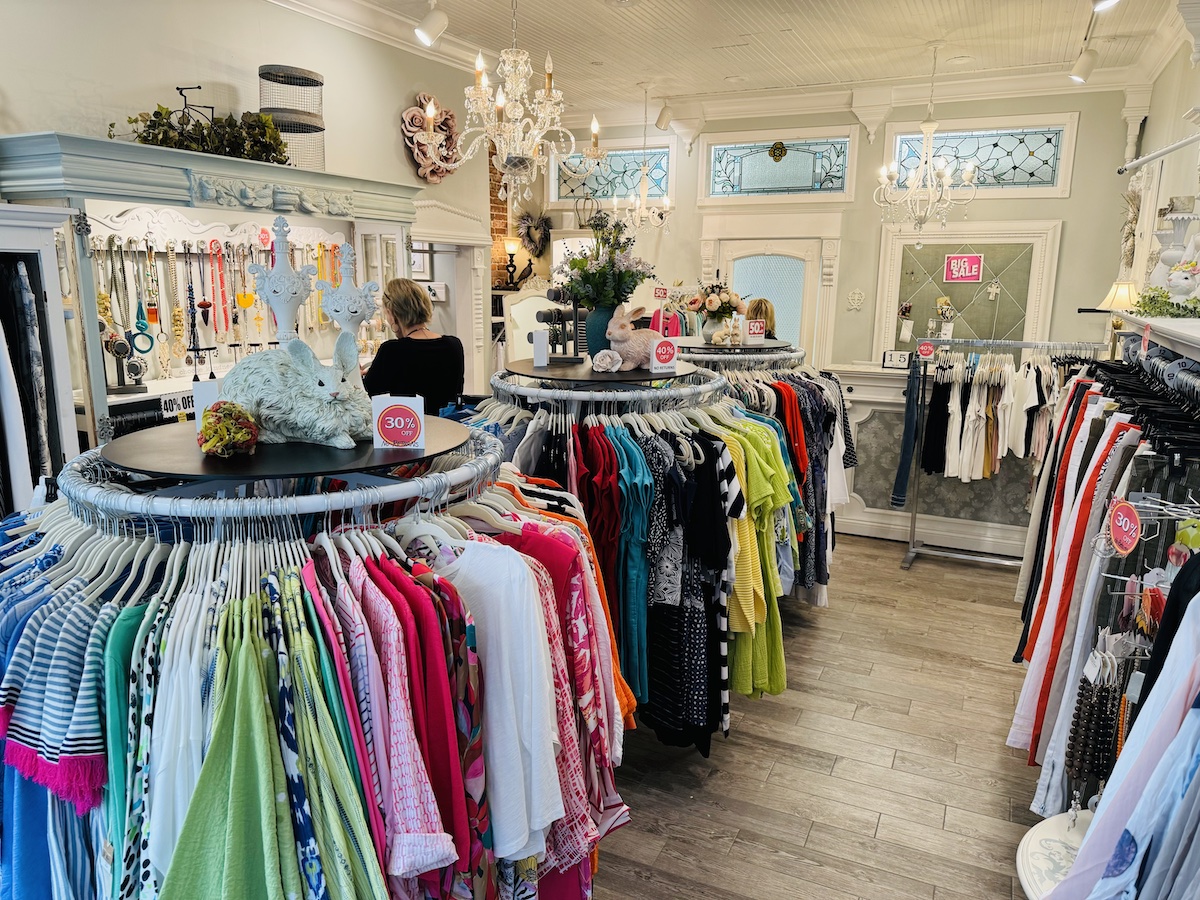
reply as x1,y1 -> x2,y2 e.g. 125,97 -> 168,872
650,337 -> 678,374
916,340 -> 936,360
373,395 -> 425,449
1108,499 -> 1141,556
943,254 -> 983,283
653,286 -> 669,301
746,319 -> 766,346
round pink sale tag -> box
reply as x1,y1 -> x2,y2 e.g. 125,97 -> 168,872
377,404 -> 423,448
654,341 -> 676,365
1109,500 -> 1141,556
917,341 -> 936,359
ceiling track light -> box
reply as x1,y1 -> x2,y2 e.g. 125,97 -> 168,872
655,102 -> 673,131
415,0 -> 448,47
1092,0 -> 1121,11
1069,48 -> 1098,84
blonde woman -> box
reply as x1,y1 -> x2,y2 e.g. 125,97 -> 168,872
363,278 -> 465,413
746,297 -> 777,340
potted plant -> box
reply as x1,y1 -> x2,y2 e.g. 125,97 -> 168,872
553,211 -> 655,356
687,281 -> 747,343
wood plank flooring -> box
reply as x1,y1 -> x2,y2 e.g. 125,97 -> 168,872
593,535 -> 1034,900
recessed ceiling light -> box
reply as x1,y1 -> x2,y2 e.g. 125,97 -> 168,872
946,54 -> 974,65
590,60 -> 604,66
724,75 -> 747,84
605,0 -> 641,7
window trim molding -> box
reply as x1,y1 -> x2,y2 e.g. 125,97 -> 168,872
881,112 -> 1079,200
696,125 -> 859,207
547,137 -> 678,210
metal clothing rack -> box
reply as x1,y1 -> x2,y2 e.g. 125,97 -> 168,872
900,338 -> 1105,571
677,348 -> 807,370
490,368 -> 728,408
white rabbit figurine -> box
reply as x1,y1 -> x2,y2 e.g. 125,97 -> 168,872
604,304 -> 659,371
219,331 -> 373,449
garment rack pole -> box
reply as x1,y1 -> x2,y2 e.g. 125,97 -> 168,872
899,337 -> 1104,571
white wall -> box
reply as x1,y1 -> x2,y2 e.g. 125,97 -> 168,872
0,0 -> 488,230
1142,43 -> 1200,231
553,91 -> 1129,365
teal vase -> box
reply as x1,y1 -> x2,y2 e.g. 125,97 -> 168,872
585,306 -> 615,357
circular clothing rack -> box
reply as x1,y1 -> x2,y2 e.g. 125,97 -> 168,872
674,337 -> 794,352
101,419 -> 471,480
490,368 -> 728,407
57,427 -> 504,521
504,358 -> 698,382
677,348 -> 807,370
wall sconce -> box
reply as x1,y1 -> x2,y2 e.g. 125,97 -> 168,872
504,237 -> 521,287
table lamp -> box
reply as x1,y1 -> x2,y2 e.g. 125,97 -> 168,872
1097,280 -> 1137,358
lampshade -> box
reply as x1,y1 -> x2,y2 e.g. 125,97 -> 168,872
1097,280 -> 1137,311
1069,49 -> 1099,84
414,5 -> 448,46
503,237 -> 521,256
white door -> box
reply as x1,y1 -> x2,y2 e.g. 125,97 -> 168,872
718,239 -> 818,354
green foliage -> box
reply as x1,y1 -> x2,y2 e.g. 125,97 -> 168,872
1134,285 -> 1200,319
553,212 -> 655,311
108,105 -> 289,164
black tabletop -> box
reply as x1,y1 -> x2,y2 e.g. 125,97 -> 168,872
100,418 -> 470,480
505,358 -> 698,382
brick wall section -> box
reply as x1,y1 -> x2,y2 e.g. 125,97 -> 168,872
488,148 -> 508,287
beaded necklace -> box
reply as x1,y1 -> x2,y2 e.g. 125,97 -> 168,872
166,241 -> 187,361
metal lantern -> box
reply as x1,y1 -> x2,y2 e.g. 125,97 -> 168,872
259,64 -> 326,171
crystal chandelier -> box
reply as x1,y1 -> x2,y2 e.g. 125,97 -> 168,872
621,85 -> 671,233
874,43 -> 976,247
438,0 -> 575,200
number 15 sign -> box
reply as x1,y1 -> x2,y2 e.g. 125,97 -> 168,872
373,396 -> 425,449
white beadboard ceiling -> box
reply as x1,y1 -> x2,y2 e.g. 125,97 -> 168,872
378,0 -> 1176,115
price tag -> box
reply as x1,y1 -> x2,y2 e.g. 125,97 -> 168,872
650,337 -> 678,374
882,350 -> 912,369
159,391 -> 195,421
192,380 -> 221,433
652,286 -> 669,301
1142,323 -> 1152,356
746,319 -> 766,346
373,395 -> 425,449
1109,499 -> 1141,556
917,340 -> 936,360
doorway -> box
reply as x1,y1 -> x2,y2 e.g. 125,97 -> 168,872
718,240 -> 818,352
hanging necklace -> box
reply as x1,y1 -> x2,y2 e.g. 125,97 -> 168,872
182,241 -> 200,370
225,241 -> 242,353
235,244 -> 256,309
166,241 -> 187,361
130,239 -> 150,335
143,237 -> 161,328
311,242 -> 323,333
119,240 -> 155,356
196,244 -> 211,327
209,240 -> 228,344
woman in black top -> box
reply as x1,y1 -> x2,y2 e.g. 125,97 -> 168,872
363,278 -> 465,414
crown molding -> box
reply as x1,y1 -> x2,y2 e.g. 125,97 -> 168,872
1138,8 -> 1190,82
563,67 -> 1148,131
264,0 -> 478,72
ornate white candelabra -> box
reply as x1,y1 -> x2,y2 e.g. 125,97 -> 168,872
248,216 -> 316,344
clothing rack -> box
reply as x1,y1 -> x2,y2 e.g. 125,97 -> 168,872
489,368 -> 728,407
54,428 -> 504,521
677,348 -> 808,370
901,337 -> 1105,571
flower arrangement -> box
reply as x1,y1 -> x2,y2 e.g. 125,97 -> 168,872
687,281 -> 747,320
552,212 -> 655,310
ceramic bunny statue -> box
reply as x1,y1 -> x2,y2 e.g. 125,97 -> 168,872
219,331 -> 372,449
605,304 -> 659,371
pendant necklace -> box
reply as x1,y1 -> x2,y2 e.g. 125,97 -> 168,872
131,239 -> 150,335
196,244 -> 212,328
166,241 -> 187,361
182,241 -> 201,374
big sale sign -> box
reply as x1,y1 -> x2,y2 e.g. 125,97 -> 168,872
943,254 -> 983,283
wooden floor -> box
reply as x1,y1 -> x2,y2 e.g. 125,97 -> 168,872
594,534 -> 1035,900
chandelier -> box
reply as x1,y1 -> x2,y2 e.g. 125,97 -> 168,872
874,43 -> 976,247
620,85 -> 671,233
437,0 -> 575,200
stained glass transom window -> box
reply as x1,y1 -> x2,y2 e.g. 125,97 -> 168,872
556,148 -> 669,200
709,139 -> 849,196
894,126 -> 1065,189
